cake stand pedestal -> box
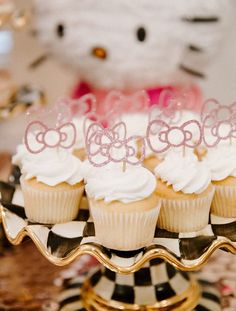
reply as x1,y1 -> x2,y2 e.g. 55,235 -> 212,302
58,263 -> 220,311
1,180 -> 234,310
82,262 -> 200,310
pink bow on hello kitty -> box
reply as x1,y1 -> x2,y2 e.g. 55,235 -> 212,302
146,119 -> 202,153
201,99 -> 236,147
24,121 -> 76,154
85,121 -> 145,167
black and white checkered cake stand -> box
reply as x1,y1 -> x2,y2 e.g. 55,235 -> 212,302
1,178 -> 235,310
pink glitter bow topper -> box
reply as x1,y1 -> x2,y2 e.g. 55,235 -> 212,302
24,100 -> 76,154
146,119 -> 202,153
24,121 -> 76,154
26,98 -> 73,127
66,94 -> 97,117
201,99 -> 236,147
149,90 -> 184,125
148,88 -> 198,126
85,121 -> 145,167
104,90 -> 150,116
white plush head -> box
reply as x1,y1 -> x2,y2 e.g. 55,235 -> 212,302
33,0 -> 233,90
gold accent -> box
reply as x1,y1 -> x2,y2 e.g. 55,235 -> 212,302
0,12 -> 10,27
0,7 -> 30,30
0,1 -> 14,28
81,276 -> 201,310
11,9 -> 30,30
1,204 -> 236,273
0,87 -> 46,121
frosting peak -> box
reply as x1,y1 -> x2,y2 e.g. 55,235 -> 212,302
85,164 -> 156,203
121,112 -> 148,137
21,148 -> 84,186
205,145 -> 236,181
155,152 -> 211,194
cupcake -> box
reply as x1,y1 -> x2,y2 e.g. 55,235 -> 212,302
205,145 -> 236,217
20,148 -> 84,224
155,151 -> 214,232
143,151 -> 162,172
85,164 -> 160,250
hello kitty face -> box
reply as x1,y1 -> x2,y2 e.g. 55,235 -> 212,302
32,0 -> 233,90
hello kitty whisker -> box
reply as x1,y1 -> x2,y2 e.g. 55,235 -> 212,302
29,53 -> 50,69
188,45 -> 203,53
182,16 -> 220,23
179,64 -> 205,79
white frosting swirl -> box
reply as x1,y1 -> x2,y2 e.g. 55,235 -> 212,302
155,151 -> 211,194
85,164 -> 156,203
121,112 -> 148,137
205,146 -> 236,181
21,148 -> 84,186
12,132 -> 41,168
12,143 -> 28,168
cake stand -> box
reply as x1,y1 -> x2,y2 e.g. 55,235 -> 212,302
0,173 -> 234,310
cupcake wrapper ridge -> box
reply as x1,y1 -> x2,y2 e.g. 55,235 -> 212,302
212,185 -> 236,217
89,199 -> 161,251
158,189 -> 215,233
21,179 -> 84,224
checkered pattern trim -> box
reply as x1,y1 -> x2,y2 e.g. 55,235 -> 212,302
89,260 -> 190,305
57,275 -> 87,311
1,182 -> 236,270
57,270 -> 221,311
193,280 -> 221,311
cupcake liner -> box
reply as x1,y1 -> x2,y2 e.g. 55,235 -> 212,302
21,179 -> 84,224
212,185 -> 236,217
158,189 -> 215,233
89,200 -> 161,251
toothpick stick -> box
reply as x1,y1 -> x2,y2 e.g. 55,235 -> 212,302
122,161 -> 126,172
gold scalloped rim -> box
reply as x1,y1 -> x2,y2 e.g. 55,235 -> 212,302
1,205 -> 236,274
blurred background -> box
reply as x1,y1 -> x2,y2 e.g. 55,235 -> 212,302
0,0 -> 235,153
11,0 -> 236,103
1,1 -> 236,310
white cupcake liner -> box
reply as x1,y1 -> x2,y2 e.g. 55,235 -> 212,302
89,200 -> 161,251
21,179 -> 84,224
158,189 -> 215,233
212,185 -> 236,217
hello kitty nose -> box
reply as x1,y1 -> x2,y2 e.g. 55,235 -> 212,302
91,47 -> 107,60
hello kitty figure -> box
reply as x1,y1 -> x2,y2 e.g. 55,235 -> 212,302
32,1 -> 233,112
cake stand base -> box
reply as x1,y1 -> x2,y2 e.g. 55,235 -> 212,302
58,259 -> 221,311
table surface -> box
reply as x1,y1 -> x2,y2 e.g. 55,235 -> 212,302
0,242 -> 235,311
